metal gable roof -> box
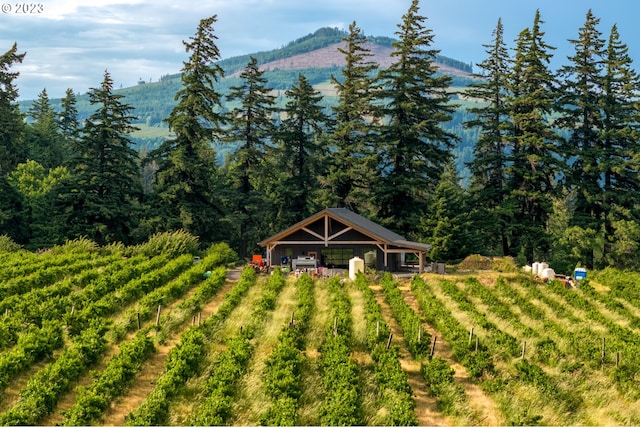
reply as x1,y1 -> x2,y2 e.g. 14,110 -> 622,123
259,207 -> 431,251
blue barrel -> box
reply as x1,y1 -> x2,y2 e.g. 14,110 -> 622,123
573,268 -> 587,281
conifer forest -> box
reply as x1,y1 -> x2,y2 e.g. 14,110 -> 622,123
2,0 -> 640,273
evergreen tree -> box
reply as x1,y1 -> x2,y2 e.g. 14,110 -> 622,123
25,89 -> 67,169
505,10 -> 561,261
555,9 -> 606,257
269,74 -> 331,229
222,56 -> 277,258
600,24 -> 640,261
465,18 -> 513,256
421,161 -> 475,262
373,0 -> 457,237
0,43 -> 26,240
27,88 -> 52,121
147,15 -> 226,245
322,21 -> 378,215
59,88 -> 80,140
55,70 -> 141,245
553,11 -> 640,268
0,43 -> 26,174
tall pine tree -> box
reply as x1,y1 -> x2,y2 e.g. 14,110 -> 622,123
373,0 -> 457,237
148,15 -> 226,244
222,56 -> 277,258
0,43 -> 26,241
465,18 -> 513,256
59,88 -> 79,141
269,74 -> 330,230
26,89 -> 67,169
555,9 -> 606,253
55,70 -> 141,245
322,21 -> 378,215
505,10 -> 561,261
601,24 -> 640,266
0,43 -> 26,175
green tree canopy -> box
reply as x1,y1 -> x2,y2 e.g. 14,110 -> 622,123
373,0 -> 457,237
55,70 -> 141,245
147,15 -> 226,245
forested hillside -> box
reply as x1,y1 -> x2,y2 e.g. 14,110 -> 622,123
3,0 -> 640,274
18,26 -> 477,156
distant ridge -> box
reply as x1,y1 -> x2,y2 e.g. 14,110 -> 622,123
19,26 -> 476,145
218,27 -> 473,76
250,41 -> 473,78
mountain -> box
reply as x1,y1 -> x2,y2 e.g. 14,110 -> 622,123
215,27 -> 473,76
19,27 -> 477,153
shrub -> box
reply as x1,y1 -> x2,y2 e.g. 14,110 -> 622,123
457,254 -> 492,271
0,235 -> 21,252
491,256 -> 518,272
135,230 -> 200,257
49,237 -> 99,255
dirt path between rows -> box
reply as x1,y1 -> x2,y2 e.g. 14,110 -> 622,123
368,283 -> 450,427
397,280 -> 503,426
98,270 -> 241,426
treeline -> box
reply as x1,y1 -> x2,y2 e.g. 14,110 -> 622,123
2,0 -> 640,272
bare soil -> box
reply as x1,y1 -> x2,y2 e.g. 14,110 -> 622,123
40,271 -> 245,425
98,277 -> 239,426
249,41 -> 474,78
401,279 -> 503,426
368,283 -> 450,426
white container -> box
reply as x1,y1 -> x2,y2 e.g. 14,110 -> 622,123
540,262 -> 549,272
364,251 -> 376,267
540,268 -> 555,281
532,262 -> 541,276
349,256 -> 365,281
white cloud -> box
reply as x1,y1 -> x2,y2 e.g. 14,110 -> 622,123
2,0 -> 640,100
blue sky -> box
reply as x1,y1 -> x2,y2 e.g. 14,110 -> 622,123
1,0 -> 638,100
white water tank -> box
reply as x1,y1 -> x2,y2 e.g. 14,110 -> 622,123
540,262 -> 549,272
349,256 -> 365,281
364,251 -> 376,267
540,268 -> 555,281
532,262 -> 541,276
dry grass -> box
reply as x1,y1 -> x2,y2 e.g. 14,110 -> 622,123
220,280 -> 266,337
231,279 -> 298,425
13,264 -> 640,426
347,283 -> 369,350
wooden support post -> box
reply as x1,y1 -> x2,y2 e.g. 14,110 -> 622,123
333,316 -> 338,336
475,337 -> 479,352
137,313 -> 141,330
418,325 -> 422,342
376,321 -> 380,338
616,351 -> 620,367
521,341 -> 527,359
430,335 -> 437,357
155,305 -> 161,327
198,312 -> 201,326
601,337 -> 606,368
386,332 -> 393,350
70,306 -> 75,317
469,327 -> 474,346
